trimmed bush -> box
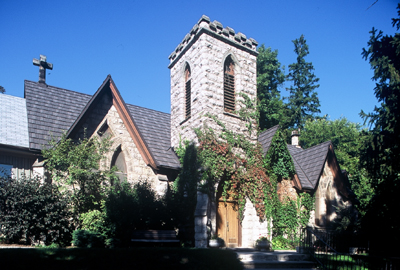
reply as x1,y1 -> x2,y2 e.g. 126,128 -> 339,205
72,229 -> 104,248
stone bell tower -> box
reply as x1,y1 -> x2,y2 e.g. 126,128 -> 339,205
168,15 -> 259,148
168,16 -> 266,249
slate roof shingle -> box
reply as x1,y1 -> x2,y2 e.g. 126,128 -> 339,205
24,80 -> 91,150
258,125 -> 279,155
23,80 -> 180,170
287,141 -> 331,189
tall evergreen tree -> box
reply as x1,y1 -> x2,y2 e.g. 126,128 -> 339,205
360,4 -> 400,256
286,35 -> 321,130
257,45 -> 286,130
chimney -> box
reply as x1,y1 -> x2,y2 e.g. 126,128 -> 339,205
291,130 -> 300,148
33,55 -> 53,84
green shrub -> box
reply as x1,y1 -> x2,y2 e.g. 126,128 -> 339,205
71,230 -> 104,248
0,176 -> 73,246
271,235 -> 296,250
80,209 -> 110,238
104,181 -> 175,246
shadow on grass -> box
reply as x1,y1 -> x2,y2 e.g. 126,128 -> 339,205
0,247 -> 242,270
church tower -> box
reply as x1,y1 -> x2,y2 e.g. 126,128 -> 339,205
168,15 -> 259,148
169,16 -> 266,248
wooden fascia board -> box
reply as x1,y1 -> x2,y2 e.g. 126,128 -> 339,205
293,174 -> 302,190
109,80 -> 158,170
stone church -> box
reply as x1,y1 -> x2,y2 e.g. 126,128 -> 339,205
0,15 -> 355,248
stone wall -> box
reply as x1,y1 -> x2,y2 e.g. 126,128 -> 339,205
75,92 -> 166,195
277,179 -> 298,203
241,198 -> 270,248
313,160 -> 349,227
169,16 -> 258,148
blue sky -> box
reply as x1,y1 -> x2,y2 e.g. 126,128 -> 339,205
0,0 -> 397,125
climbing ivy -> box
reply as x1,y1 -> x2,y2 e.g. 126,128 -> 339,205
264,128 -> 295,179
195,114 -> 271,220
175,94 -> 315,238
263,128 -> 314,238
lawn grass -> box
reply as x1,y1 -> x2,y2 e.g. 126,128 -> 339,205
0,247 -> 243,270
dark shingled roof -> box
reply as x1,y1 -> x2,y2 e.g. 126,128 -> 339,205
287,141 -> 332,190
24,80 -> 91,150
24,80 -> 180,170
258,125 -> 332,190
126,104 -> 180,169
258,125 -> 279,155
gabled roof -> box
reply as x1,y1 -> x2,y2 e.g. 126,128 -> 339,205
23,78 -> 180,171
258,126 -> 333,190
0,94 -> 29,148
287,141 -> 332,190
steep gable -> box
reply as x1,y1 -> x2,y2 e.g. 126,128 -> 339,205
23,76 -> 180,171
287,141 -> 331,190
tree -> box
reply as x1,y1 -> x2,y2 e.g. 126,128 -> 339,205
301,118 -> 373,215
0,86 -> 5,94
42,133 -> 117,217
257,45 -> 286,130
360,5 -> 400,256
286,35 -> 321,130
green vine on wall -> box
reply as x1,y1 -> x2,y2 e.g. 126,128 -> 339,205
174,94 -> 315,238
263,129 -> 315,238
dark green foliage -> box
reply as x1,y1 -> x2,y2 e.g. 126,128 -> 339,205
360,5 -> 400,256
0,85 -> 5,94
286,35 -> 321,130
0,176 -> 73,246
104,181 -> 175,246
171,141 -> 199,246
263,128 -> 314,239
257,45 -> 286,130
42,133 -> 117,217
71,229 -> 104,248
264,128 -> 295,179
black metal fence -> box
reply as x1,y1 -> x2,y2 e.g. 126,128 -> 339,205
299,227 -> 399,270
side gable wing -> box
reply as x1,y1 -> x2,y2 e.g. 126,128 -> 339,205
66,75 -> 159,170
288,141 -> 332,190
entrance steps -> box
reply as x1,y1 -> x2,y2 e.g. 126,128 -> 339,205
234,249 -> 317,269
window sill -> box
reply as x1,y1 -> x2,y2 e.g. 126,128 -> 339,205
223,111 -> 241,119
180,117 -> 191,125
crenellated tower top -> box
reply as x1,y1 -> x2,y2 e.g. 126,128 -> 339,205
168,15 -> 258,68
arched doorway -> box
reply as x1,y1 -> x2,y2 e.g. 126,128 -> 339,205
216,182 -> 241,247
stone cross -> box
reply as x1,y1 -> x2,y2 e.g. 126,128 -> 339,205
33,55 -> 53,84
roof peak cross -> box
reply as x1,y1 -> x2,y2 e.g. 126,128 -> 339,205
33,55 -> 53,84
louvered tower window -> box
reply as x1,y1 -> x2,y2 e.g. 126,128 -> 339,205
185,64 -> 191,119
224,56 -> 235,112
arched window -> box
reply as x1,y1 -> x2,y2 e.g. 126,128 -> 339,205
184,64 -> 191,119
111,145 -> 127,182
224,56 -> 235,112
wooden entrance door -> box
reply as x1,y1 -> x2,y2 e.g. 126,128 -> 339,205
217,201 -> 240,247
